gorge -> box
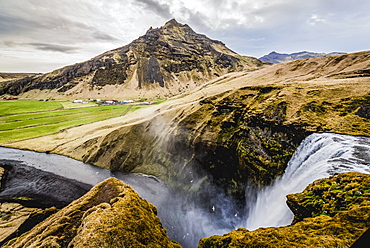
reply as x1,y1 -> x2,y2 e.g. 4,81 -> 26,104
1,132 -> 369,247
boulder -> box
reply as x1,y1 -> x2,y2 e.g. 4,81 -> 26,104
0,162 -> 92,208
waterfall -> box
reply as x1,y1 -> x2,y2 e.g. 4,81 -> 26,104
245,133 -> 370,230
2,132 -> 370,247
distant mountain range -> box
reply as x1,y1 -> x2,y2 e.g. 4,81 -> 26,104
259,51 -> 347,64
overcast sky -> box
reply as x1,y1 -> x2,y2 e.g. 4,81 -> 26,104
1,0 -> 369,72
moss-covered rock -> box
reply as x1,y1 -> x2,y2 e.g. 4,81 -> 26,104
4,177 -> 181,248
287,172 -> 370,223
198,172 -> 370,248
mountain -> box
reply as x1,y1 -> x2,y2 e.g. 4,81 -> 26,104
0,19 -> 262,100
259,51 -> 347,63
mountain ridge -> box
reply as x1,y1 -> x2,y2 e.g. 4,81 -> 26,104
259,51 -> 347,63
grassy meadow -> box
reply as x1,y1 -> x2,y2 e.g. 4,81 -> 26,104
0,100 -> 140,143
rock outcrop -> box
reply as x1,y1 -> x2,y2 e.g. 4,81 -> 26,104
4,177 -> 181,248
198,172 -> 370,248
0,19 -> 262,100
0,203 -> 56,246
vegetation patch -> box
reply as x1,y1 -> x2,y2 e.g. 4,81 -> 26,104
0,100 -> 63,115
0,101 -> 143,143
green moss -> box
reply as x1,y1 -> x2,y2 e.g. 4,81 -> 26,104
4,178 -> 182,248
288,172 -> 370,223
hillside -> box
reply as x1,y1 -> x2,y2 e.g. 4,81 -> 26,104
259,51 -> 347,63
0,19 -> 262,100
4,50 -> 370,203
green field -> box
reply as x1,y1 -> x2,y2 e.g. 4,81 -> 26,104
0,101 -> 142,143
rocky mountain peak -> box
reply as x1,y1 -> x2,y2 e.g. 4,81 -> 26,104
163,18 -> 182,28
142,18 -> 200,45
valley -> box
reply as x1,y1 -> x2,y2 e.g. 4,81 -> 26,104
0,19 -> 369,248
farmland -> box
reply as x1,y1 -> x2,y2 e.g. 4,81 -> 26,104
0,100 -> 144,143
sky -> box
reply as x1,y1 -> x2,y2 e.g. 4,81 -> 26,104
1,0 -> 369,73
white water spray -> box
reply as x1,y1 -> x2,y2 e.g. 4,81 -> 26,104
245,133 -> 370,230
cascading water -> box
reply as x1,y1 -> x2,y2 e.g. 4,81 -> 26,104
245,132 -> 370,230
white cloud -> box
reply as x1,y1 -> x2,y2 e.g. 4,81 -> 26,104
308,14 -> 326,26
0,0 -> 369,72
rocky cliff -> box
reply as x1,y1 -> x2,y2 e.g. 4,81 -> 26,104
3,177 -> 181,248
0,19 -> 262,100
198,172 -> 370,248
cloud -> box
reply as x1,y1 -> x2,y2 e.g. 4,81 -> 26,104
92,31 -> 119,41
27,43 -> 80,53
3,41 -> 79,53
308,14 -> 326,26
0,0 -> 369,72
135,0 -> 172,19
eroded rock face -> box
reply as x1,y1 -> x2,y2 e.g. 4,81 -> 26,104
77,69 -> 370,204
0,203 -> 57,246
198,172 -> 370,248
4,177 -> 181,248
